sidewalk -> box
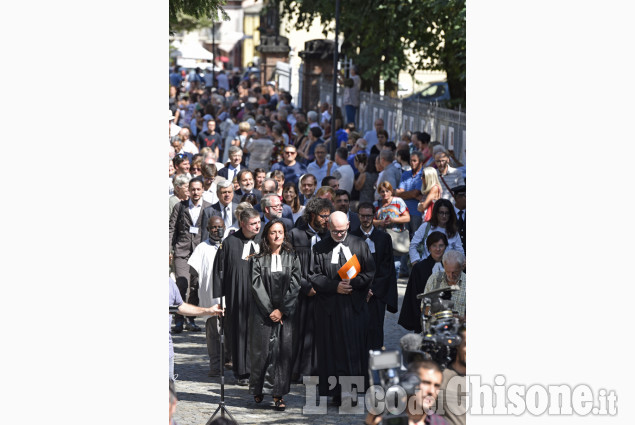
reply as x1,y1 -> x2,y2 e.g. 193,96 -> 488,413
172,279 -> 410,425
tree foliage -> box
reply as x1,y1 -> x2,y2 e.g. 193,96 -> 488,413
279,0 -> 465,105
169,0 -> 228,34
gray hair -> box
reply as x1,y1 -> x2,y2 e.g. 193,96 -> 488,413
433,146 -> 449,157
307,110 -> 318,123
173,174 -> 191,187
216,179 -> 233,195
239,207 -> 260,223
379,149 -> 394,162
442,250 -> 466,268
260,193 -> 279,209
228,145 -> 243,157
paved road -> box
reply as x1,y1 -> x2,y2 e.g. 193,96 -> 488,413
172,279 -> 410,425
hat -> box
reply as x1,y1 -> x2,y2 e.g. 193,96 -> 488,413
169,110 -> 175,121
451,185 -> 466,196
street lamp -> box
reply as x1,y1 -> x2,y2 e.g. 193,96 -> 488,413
330,0 -> 341,160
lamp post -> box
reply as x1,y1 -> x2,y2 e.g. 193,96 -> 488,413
330,0 -> 341,160
212,20 -> 216,88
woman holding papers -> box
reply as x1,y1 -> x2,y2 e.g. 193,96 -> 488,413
249,219 -> 301,411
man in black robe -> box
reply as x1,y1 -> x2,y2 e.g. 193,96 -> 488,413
212,207 -> 262,385
350,202 -> 398,350
309,211 -> 375,404
289,197 -> 334,381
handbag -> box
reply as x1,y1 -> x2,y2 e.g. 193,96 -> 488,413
423,203 -> 433,222
386,228 -> 410,255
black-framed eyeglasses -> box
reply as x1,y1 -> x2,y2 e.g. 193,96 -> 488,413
438,210 -> 451,216
318,214 -> 330,219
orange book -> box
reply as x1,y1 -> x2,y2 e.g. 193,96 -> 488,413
338,254 -> 361,280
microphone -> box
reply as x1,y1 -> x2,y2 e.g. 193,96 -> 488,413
400,333 -> 427,367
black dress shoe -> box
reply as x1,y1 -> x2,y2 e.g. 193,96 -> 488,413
172,324 -> 183,334
185,323 -> 202,332
237,378 -> 249,386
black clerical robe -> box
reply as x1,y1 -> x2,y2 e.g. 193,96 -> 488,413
398,255 -> 441,333
309,233 -> 375,397
248,252 -> 301,396
350,226 -> 397,349
289,223 -> 325,378
212,229 -> 261,378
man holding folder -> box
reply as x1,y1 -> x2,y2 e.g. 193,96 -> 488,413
309,211 -> 376,406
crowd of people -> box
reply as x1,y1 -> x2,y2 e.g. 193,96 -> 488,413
168,63 -> 466,425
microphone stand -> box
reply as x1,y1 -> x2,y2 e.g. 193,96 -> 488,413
206,297 -> 235,423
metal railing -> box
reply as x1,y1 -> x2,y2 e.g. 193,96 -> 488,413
319,82 -> 466,164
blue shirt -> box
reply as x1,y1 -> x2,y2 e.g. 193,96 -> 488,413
398,167 -> 423,217
270,161 -> 307,185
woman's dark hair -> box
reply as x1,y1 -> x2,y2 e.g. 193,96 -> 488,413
366,154 -> 378,173
282,182 -> 301,213
240,193 -> 259,206
429,199 -> 457,238
425,231 -> 449,251
259,219 -> 292,255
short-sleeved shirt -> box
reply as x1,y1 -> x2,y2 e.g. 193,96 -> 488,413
399,167 -> 423,218
374,197 -> 409,232
169,277 -> 183,358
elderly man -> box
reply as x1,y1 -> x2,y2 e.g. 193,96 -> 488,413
350,202 -> 397,350
309,211 -> 375,405
217,146 -> 244,182
256,177 -> 294,221
435,151 -> 465,206
307,144 -> 338,189
234,169 -> 262,203
423,250 -> 466,320
259,193 -> 294,231
289,197 -> 334,381
270,145 -> 307,185
170,174 -> 190,217
212,208 -> 262,385
169,177 -> 213,333
363,118 -> 384,152
200,180 -> 239,241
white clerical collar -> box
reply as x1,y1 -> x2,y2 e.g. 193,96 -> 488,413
331,241 -> 352,264
271,254 -> 282,272
362,226 -> 374,238
241,239 -> 260,260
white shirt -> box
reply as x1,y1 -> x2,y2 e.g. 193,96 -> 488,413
203,182 -> 218,205
188,199 -> 203,224
187,240 -> 220,319
182,139 -> 199,155
333,163 -> 354,194
307,160 -> 338,188
438,166 -> 465,206
220,202 -> 233,228
226,165 -> 241,182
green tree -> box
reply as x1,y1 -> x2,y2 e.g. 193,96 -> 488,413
279,0 -> 465,106
169,0 -> 228,34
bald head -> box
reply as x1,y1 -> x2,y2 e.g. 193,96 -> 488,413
328,211 -> 349,242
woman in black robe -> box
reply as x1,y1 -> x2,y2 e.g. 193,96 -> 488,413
249,219 -> 301,411
398,232 -> 449,333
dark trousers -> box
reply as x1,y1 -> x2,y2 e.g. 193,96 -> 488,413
173,257 -> 199,325
368,297 -> 387,350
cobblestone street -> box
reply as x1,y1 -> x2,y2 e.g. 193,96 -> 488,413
173,279 -> 409,425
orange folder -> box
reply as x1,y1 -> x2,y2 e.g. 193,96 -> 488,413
338,254 -> 361,280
